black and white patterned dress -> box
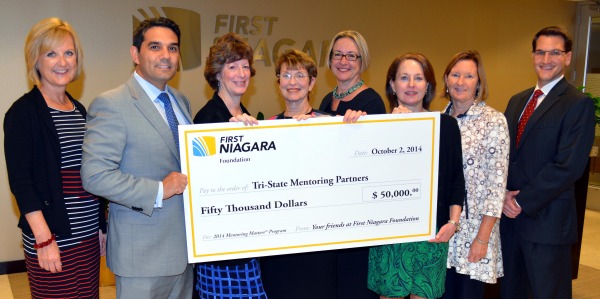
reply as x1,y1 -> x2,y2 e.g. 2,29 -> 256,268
444,101 -> 509,283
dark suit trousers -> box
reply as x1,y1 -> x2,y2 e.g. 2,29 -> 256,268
500,216 -> 572,299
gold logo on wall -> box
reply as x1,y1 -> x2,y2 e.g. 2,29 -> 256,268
133,7 -> 202,70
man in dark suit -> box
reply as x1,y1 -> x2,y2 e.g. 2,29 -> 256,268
501,26 -> 595,299
81,17 -> 193,298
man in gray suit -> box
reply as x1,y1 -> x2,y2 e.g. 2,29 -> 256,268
81,17 -> 192,298
501,26 -> 595,299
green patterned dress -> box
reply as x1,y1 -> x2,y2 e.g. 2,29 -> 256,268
368,241 -> 448,298
367,114 -> 465,298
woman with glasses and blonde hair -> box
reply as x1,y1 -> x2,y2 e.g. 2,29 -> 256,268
301,30 -> 385,299
319,30 -> 385,120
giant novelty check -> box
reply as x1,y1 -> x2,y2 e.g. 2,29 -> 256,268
179,113 -> 440,263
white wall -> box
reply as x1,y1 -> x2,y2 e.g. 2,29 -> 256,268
0,0 -> 577,262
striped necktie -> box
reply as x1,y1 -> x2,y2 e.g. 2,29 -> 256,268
516,89 -> 543,146
158,92 -> 179,149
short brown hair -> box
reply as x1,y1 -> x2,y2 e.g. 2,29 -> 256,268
24,17 -> 83,86
532,26 -> 573,53
204,32 -> 255,90
275,49 -> 317,81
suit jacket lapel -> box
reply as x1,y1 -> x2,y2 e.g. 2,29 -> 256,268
126,75 -> 181,161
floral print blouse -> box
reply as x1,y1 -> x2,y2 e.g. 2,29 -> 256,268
444,101 -> 509,283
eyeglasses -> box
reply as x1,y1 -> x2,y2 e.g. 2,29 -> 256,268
331,52 -> 361,61
277,72 -> 310,81
533,50 -> 567,57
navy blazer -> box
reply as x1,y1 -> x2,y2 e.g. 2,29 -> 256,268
504,78 -> 594,244
4,86 -> 106,235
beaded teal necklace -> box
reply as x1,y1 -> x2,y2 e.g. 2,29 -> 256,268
333,80 -> 364,99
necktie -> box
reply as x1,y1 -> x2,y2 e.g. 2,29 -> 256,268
158,92 -> 179,149
516,89 -> 543,146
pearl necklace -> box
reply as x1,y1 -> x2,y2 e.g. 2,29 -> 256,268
333,80 -> 364,99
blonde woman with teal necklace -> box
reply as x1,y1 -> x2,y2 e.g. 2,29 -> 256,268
315,30 -> 386,299
319,30 -> 385,119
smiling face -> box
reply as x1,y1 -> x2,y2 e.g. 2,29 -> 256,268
37,35 -> 77,90
445,59 -> 479,105
391,59 -> 427,112
218,59 -> 251,100
131,26 -> 180,90
330,37 -> 362,85
533,35 -> 572,88
279,63 -> 315,103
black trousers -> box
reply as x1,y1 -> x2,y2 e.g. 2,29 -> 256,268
500,217 -> 572,299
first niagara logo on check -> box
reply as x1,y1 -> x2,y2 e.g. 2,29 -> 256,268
193,135 -> 277,164
192,136 -> 217,157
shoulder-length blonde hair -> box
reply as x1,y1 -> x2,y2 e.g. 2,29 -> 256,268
326,30 -> 371,74
442,50 -> 488,102
24,17 -> 84,86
